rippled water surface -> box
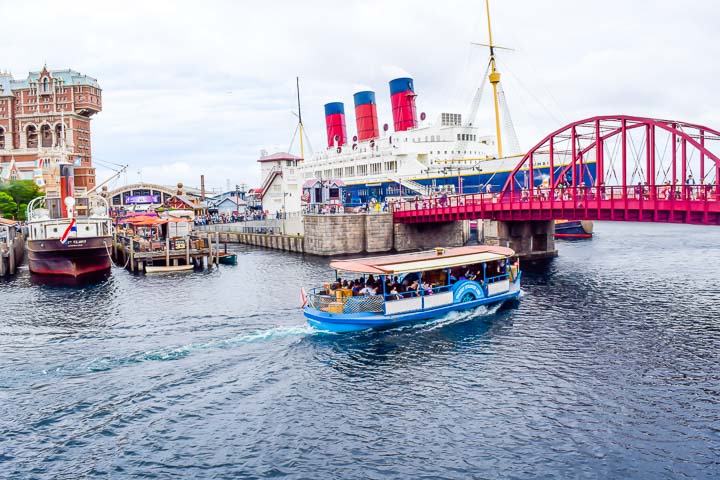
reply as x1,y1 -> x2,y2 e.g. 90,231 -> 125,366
1,222 -> 719,479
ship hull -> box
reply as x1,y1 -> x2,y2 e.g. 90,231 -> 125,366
341,163 -> 598,204
27,236 -> 112,277
554,220 -> 593,239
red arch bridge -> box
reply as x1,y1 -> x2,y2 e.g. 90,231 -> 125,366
393,115 -> 720,226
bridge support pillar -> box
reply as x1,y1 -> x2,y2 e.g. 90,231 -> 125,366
482,220 -> 558,261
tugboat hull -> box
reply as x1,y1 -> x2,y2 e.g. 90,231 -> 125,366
27,236 -> 112,277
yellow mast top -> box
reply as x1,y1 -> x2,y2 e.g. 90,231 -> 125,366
485,0 -> 503,158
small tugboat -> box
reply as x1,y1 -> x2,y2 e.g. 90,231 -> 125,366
303,245 -> 521,333
26,163 -> 114,277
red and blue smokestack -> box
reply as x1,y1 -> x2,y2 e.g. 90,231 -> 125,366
389,77 -> 418,132
324,102 -> 347,148
353,91 -> 379,141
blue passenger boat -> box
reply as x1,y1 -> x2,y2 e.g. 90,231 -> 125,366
303,245 -> 521,333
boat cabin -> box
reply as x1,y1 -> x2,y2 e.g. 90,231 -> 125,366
304,245 -> 521,332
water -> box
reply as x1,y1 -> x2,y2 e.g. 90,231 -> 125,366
1,222 -> 719,479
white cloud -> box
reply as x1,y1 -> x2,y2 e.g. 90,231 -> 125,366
1,0 -> 718,188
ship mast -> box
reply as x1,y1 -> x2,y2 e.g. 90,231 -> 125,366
485,0 -> 503,158
296,76 -> 305,161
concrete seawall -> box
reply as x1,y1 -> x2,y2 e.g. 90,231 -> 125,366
201,213 -> 469,256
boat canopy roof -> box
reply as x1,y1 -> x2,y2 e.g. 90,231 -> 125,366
330,246 -> 515,275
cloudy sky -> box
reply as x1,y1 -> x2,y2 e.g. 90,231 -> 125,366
1,0 -> 718,192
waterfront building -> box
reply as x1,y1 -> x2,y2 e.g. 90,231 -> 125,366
0,66 -> 102,191
256,151 -> 302,215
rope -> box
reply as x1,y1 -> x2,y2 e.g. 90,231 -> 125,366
104,239 -> 130,269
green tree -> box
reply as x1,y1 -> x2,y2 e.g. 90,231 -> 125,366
4,180 -> 42,205
0,191 -> 18,219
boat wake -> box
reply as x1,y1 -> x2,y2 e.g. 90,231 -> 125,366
42,324 -> 314,376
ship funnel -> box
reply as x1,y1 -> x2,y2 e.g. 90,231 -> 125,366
324,102 -> 347,148
353,91 -> 379,141
59,163 -> 75,218
389,77 -> 418,132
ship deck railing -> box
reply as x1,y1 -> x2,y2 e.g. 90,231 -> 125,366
308,272 -> 517,317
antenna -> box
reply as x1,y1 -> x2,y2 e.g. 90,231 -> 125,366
296,77 -> 305,161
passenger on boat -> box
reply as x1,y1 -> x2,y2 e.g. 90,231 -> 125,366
360,284 -> 375,296
390,287 -> 402,301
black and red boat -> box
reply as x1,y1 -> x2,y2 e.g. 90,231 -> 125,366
26,163 -> 113,278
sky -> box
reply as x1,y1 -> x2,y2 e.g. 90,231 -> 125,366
1,0 -> 718,192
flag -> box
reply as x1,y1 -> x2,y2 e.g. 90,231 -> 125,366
36,158 -> 44,168
300,287 -> 308,308
60,219 -> 77,245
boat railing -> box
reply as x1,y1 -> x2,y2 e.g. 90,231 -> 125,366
306,288 -> 384,314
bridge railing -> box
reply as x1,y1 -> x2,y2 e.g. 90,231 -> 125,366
392,184 -> 720,214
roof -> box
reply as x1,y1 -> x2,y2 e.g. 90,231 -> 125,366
257,152 -> 303,163
0,218 -> 17,226
0,68 -> 100,93
330,245 -> 516,275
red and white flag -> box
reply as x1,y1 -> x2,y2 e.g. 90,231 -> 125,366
60,219 -> 77,245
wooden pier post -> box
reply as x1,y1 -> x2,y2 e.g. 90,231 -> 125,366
185,236 -> 190,266
215,232 -> 220,265
129,239 -> 135,272
165,236 -> 170,267
8,238 -> 15,275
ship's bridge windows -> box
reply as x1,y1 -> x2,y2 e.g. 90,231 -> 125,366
334,168 -> 342,177
344,166 -> 355,177
323,169 -> 331,178
314,171 -> 322,179
384,161 -> 397,173
357,165 -> 367,176
370,163 -> 381,175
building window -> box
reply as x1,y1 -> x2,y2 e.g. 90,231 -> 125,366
41,125 -> 53,147
0,127 -> 4,149
26,125 -> 38,148
41,78 -> 50,95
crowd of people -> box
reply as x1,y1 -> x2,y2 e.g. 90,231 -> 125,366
193,210 -> 268,226
321,262 -> 511,302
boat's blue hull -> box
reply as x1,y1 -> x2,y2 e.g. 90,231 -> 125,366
554,220 -> 592,239
304,280 -> 521,333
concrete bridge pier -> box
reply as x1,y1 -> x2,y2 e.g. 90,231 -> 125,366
482,220 -> 558,261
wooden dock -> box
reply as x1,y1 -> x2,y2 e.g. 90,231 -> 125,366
0,227 -> 24,277
112,232 -> 222,273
